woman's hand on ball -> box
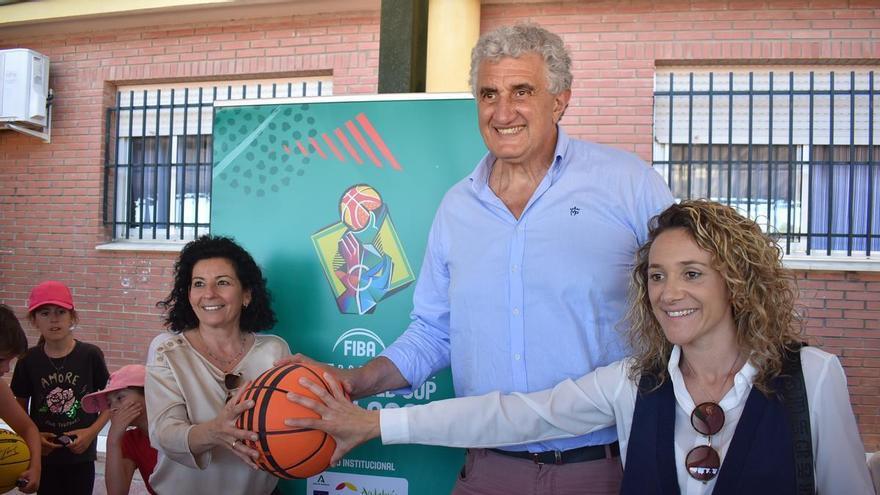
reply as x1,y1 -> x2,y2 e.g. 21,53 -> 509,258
284,371 -> 380,464
207,385 -> 261,469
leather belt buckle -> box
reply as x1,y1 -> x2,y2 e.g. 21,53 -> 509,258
490,441 -> 620,465
530,450 -> 563,465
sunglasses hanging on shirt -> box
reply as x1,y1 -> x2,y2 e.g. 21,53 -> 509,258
685,401 -> 725,482
224,372 -> 243,402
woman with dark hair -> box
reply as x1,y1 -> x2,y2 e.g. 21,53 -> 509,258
145,235 -> 289,494
287,200 -> 873,494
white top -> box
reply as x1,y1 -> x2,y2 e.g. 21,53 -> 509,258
145,333 -> 290,495
381,346 -> 873,495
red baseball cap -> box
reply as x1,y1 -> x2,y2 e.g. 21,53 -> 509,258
27,281 -> 75,312
82,365 -> 146,413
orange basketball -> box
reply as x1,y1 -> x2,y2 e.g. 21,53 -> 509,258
236,363 -> 341,479
339,184 -> 382,231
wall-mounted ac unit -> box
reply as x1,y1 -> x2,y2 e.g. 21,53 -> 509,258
0,48 -> 51,142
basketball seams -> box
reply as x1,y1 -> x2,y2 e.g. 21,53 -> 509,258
237,364 -> 285,471
279,430 -> 333,472
259,365 -> 322,478
237,364 -> 279,433
253,364 -> 292,473
234,364 -> 337,479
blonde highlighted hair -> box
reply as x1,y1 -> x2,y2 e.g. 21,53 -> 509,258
626,200 -> 803,393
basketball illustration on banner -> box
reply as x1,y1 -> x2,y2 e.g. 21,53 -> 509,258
0,430 -> 29,493
236,364 -> 345,479
312,184 -> 415,315
211,95 -> 486,495
340,185 -> 383,231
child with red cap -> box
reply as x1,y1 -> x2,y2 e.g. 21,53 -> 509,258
83,364 -> 157,495
11,281 -> 110,495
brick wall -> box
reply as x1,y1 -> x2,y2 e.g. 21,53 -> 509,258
0,11 -> 381,365
797,271 -> 880,449
1,0 -> 880,448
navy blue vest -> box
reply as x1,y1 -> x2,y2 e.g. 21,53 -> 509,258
620,375 -> 798,495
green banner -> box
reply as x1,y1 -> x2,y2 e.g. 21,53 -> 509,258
212,94 -> 486,495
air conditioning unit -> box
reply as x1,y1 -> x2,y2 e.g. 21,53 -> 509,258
0,48 -> 51,142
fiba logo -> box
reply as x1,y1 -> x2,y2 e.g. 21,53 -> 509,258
333,328 -> 386,358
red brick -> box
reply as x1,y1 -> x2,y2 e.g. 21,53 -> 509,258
826,299 -> 866,310
806,308 -> 844,318
829,282 -> 870,293
849,292 -> 880,301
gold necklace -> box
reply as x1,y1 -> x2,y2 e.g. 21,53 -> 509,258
684,352 -> 742,404
195,330 -> 247,370
43,340 -> 75,373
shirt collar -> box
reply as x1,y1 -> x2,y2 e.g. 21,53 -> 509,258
468,125 -> 570,193
667,345 -> 757,412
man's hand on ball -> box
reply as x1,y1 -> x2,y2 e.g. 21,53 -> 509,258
273,354 -> 359,398
284,371 -> 380,465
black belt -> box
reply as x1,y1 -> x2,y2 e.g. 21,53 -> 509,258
489,441 -> 620,465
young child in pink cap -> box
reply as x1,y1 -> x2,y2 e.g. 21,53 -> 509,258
83,364 -> 157,495
11,281 -> 110,495
0,304 -> 41,493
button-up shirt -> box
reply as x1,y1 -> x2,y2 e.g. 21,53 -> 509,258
380,346 -> 874,495
381,127 -> 673,452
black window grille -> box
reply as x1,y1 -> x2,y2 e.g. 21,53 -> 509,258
103,80 -> 327,241
654,71 -> 879,257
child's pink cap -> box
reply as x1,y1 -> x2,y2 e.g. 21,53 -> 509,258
27,281 -> 74,312
82,365 -> 146,413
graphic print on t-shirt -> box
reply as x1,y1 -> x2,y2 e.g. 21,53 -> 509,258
38,370 -> 86,429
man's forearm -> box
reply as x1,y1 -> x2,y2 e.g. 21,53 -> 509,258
348,356 -> 410,399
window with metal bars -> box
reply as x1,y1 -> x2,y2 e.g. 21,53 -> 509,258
653,70 -> 879,257
103,78 -> 330,241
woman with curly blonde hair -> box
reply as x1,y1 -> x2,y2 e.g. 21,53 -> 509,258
284,200 -> 873,495
626,199 -> 802,393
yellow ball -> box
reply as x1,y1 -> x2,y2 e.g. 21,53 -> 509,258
0,429 -> 29,494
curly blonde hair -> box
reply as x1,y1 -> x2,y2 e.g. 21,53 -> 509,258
626,200 -> 803,394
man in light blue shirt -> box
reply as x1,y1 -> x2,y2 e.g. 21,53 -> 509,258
301,24 -> 672,494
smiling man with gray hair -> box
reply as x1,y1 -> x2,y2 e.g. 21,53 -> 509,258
287,23 -> 673,494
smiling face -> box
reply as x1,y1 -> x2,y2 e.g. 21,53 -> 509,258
476,52 -> 570,169
30,304 -> 75,345
647,228 -> 736,351
188,257 -> 251,331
